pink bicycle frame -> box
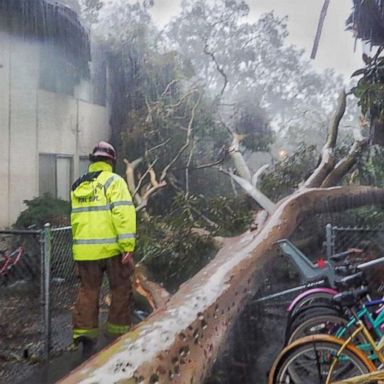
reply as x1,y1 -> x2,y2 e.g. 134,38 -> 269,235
288,287 -> 338,312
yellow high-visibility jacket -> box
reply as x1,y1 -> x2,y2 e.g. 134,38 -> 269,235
71,161 -> 136,261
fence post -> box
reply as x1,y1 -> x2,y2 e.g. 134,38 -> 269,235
41,223 -> 52,359
325,223 -> 334,259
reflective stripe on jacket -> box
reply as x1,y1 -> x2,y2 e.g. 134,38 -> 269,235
71,161 -> 136,261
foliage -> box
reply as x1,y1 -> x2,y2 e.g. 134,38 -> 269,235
166,0 -> 348,150
353,145 -> 384,187
347,0 -> 384,47
204,195 -> 253,236
137,193 -> 253,290
259,144 -> 318,201
232,97 -> 274,152
137,220 -> 213,292
15,194 -> 70,229
78,0 -> 104,24
136,196 -> 214,291
352,49 -> 384,123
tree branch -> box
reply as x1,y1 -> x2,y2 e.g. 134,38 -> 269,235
228,133 -> 252,181
185,139 -> 195,197
161,79 -> 179,97
160,94 -> 201,182
304,90 -> 347,188
252,164 -> 269,187
190,154 -> 227,171
133,159 -> 158,197
124,158 -> 143,204
327,90 -> 346,149
146,138 -> 172,154
320,139 -> 369,188
221,169 -> 276,213
203,39 -> 228,96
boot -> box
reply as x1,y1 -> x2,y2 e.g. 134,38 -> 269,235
75,336 -> 97,359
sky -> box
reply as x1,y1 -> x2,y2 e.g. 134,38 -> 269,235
149,0 -> 364,77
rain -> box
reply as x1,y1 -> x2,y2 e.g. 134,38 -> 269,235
1,1 -> 384,383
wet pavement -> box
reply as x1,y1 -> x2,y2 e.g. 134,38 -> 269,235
20,335 -> 114,384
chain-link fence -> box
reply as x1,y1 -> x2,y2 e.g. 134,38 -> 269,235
49,226 -> 76,355
325,223 -> 384,293
3,220 -> 384,383
327,224 -> 384,257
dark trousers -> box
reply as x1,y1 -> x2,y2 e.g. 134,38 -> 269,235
72,255 -> 133,339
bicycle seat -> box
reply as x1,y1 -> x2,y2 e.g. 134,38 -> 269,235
333,287 -> 369,307
277,239 -> 335,285
334,271 -> 365,290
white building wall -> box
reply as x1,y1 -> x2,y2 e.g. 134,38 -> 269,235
37,91 -> 78,155
8,37 -> 40,226
0,35 -> 110,228
78,100 -> 110,157
0,31 -> 10,227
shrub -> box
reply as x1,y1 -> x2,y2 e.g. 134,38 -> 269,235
15,194 -> 70,229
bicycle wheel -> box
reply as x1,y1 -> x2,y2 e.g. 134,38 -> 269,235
286,304 -> 342,343
289,291 -> 337,318
287,314 -> 367,346
269,335 -> 375,384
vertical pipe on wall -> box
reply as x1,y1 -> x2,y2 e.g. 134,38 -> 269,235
35,87 -> 40,197
74,98 -> 80,180
7,32 -> 12,226
41,222 -> 52,359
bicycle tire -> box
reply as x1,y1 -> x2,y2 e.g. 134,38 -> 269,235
289,291 -> 337,318
287,314 -> 367,346
286,304 -> 342,342
269,335 -> 376,384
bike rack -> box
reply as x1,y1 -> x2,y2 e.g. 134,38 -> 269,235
277,239 -> 336,288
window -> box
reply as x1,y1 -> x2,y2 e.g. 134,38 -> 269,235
39,154 -> 73,201
39,44 -> 78,96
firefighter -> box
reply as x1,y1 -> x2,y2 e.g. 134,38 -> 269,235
70,141 -> 136,354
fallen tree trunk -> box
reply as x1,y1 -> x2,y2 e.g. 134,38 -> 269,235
333,371 -> 384,384
59,186 -> 384,384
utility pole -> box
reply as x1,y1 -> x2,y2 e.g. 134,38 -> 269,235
311,0 -> 331,59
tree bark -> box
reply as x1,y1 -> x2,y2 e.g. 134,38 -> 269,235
228,133 -> 252,181
320,139 -> 369,188
333,371 -> 384,384
304,91 -> 346,188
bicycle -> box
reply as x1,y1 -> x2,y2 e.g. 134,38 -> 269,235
279,239 -> 366,318
285,269 -> 371,341
269,288 -> 384,384
0,246 -> 24,279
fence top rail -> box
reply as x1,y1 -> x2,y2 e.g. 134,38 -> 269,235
0,229 -> 41,235
332,226 -> 383,232
51,226 -> 71,232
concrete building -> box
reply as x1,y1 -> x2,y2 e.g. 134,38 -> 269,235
0,0 -> 110,227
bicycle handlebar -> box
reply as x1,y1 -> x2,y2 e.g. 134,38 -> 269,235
333,286 -> 369,307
